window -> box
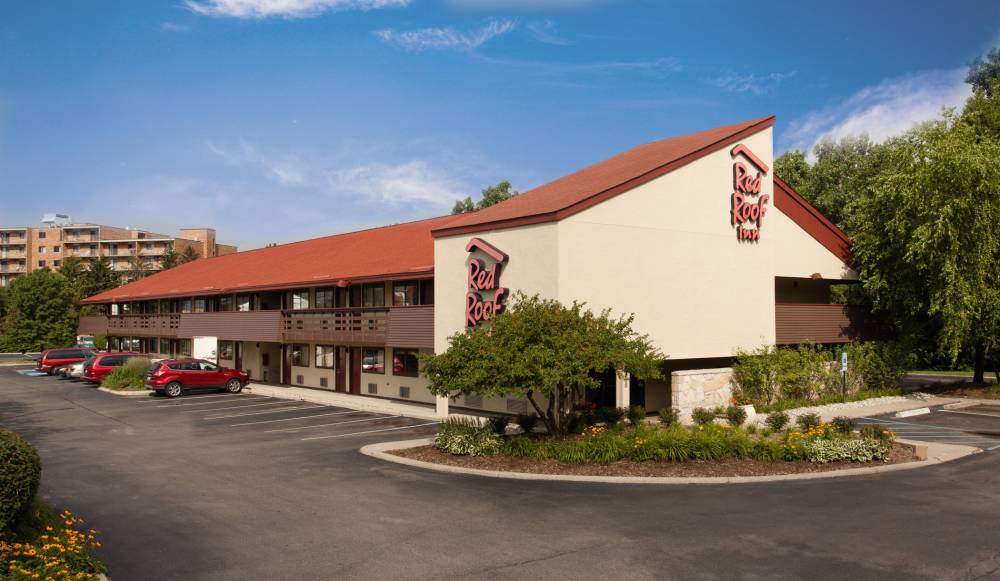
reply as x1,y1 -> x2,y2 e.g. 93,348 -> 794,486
178,339 -> 192,356
37,260 -> 45,268
291,344 -> 309,367
362,283 -> 385,307
291,290 -> 310,310
393,348 -> 419,377
193,298 -> 207,313
392,282 -> 418,307
420,280 -> 434,305
198,361 -> 219,372
362,347 -> 384,373
149,338 -> 160,353
219,341 -> 234,360
236,294 -> 252,312
315,288 -> 335,309
53,260 -> 61,267
38,232 -> 46,239
219,296 -> 232,312
315,345 -> 335,368
180,299 -> 192,313
38,246 -> 46,254
53,245 -> 60,253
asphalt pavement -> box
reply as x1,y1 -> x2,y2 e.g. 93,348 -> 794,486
2,366 -> 1000,580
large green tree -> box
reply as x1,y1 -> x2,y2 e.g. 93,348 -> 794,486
2,270 -> 77,351
966,47 -> 1000,95
85,256 -> 118,298
178,246 -> 200,264
850,113 -> 1000,383
452,181 -> 518,214
124,256 -> 152,283
423,293 -> 664,435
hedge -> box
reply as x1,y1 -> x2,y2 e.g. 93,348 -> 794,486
0,429 -> 42,538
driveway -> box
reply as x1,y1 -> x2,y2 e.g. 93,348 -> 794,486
2,367 -> 1000,580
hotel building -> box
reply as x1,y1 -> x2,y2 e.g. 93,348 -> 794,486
77,117 -> 879,417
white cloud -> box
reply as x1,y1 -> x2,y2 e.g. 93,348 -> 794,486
205,140 -> 309,186
330,160 -> 466,206
160,21 -> 190,32
710,70 -> 794,96
375,20 -> 516,52
526,20 -> 571,45
781,68 -> 972,155
185,0 -> 409,19
447,0 -> 597,6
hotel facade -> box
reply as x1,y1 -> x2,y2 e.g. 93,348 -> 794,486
78,117 -> 876,417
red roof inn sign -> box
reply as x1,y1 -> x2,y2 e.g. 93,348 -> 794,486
730,144 -> 770,241
465,238 -> 508,328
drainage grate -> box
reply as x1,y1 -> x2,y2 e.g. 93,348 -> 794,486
464,394 -> 483,408
368,383 -> 378,394
506,399 -> 528,414
399,386 -> 411,399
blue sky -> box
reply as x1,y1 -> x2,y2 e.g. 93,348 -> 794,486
2,0 -> 998,249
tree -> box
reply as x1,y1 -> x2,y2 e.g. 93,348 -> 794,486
57,256 -> 88,300
966,47 -> 1000,95
1,270 -> 77,351
423,293 -> 664,435
850,113 -> 1000,384
160,246 -> 179,270
124,256 -> 152,283
773,150 -> 811,194
452,181 -> 519,214
178,246 -> 200,264
85,257 -> 118,298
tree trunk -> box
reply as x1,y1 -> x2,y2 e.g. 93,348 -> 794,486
973,342 -> 986,384
525,391 -> 553,434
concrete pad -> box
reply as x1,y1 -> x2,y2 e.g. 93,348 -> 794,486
246,382 -> 444,422
895,407 -> 931,418
97,387 -> 154,397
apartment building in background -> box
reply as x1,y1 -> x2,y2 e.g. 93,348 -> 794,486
0,214 -> 237,286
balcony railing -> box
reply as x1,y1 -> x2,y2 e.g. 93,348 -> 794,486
282,307 -> 390,345
775,303 -> 892,345
106,314 -> 183,337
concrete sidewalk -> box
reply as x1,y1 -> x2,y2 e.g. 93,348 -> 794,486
753,394 -> 960,424
245,382 -> 444,421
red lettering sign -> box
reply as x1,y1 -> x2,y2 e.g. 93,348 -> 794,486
729,144 -> 770,242
464,238 -> 508,328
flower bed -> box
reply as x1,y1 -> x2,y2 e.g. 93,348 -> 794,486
400,415 -> 915,478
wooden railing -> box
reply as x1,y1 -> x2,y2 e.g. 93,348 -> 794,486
775,303 -> 892,345
282,308 -> 390,345
106,314 -> 182,337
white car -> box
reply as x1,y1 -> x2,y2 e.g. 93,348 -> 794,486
59,361 -> 86,380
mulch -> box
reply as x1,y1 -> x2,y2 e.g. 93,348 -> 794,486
390,442 -> 917,478
924,384 -> 1000,400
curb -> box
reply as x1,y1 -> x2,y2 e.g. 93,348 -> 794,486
360,438 -> 982,485
97,387 -> 153,398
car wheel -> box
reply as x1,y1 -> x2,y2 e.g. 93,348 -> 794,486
165,382 -> 183,398
225,379 -> 243,394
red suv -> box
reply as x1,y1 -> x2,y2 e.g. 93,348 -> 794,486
83,352 -> 144,384
37,348 -> 95,375
146,359 -> 248,398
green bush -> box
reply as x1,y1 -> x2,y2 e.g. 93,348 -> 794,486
594,407 -> 626,425
838,341 -> 914,392
101,356 -> 152,390
487,416 -> 511,435
804,438 -> 893,463
725,405 -> 747,427
766,411 -> 790,431
750,439 -> 784,461
859,424 -> 895,444
0,429 -> 41,539
515,414 -> 539,434
691,407 -> 716,426
434,417 -> 501,456
626,405 -> 646,427
832,416 -> 857,436
732,343 -> 839,405
796,413 -> 822,431
93,335 -> 108,350
658,408 -> 679,426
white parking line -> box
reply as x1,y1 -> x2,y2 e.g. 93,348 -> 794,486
940,409 -> 1000,419
301,422 -> 436,441
150,396 -> 276,407
264,415 -> 399,433
181,400 -> 301,413
202,405 -> 325,420
139,394 -> 259,404
230,410 -> 361,426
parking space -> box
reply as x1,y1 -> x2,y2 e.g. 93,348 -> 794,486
858,404 -> 1000,451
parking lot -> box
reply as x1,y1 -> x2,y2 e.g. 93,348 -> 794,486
6,365 -> 1000,580
858,404 -> 1000,451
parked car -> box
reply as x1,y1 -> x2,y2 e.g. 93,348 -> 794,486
58,361 -> 86,380
146,359 -> 248,398
36,348 -> 95,375
83,352 -> 144,384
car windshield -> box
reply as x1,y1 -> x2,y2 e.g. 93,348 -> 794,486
83,355 -> 97,366
147,363 -> 162,373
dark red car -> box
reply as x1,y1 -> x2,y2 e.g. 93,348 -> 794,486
36,348 -> 95,375
146,359 -> 248,398
83,352 -> 144,384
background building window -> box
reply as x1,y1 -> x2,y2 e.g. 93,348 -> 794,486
180,299 -> 193,313
419,280 -> 434,305
37,260 -> 45,268
38,246 -> 46,254
362,284 -> 385,307
315,288 -> 335,309
362,347 -> 384,373
193,298 -> 207,313
236,295 -> 251,312
219,341 -> 234,360
392,348 -> 419,377
393,282 -> 418,306
291,290 -> 310,310
315,345 -> 335,368
53,245 -> 60,253
218,296 -> 232,312
179,339 -> 192,356
53,260 -> 61,267
291,344 -> 309,367
38,232 -> 46,239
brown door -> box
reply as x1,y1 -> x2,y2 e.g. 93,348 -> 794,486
335,347 -> 347,392
282,345 -> 292,385
349,347 -> 361,394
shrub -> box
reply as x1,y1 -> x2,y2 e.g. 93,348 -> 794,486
515,414 -> 539,434
745,424 -> 757,435
766,411 -> 789,431
838,341 -> 914,393
796,413 -> 822,431
583,432 -> 630,464
501,436 -> 535,458
859,424 -> 896,444
804,438 -> 892,463
487,416 -> 511,435
658,408 -> 679,426
732,343 -> 839,405
750,439 -> 784,461
100,356 -> 152,390
650,425 -> 691,461
832,416 -> 857,436
725,405 -> 747,427
0,430 -> 41,539
594,407 -> 626,425
689,426 -> 726,460
434,417 -> 501,456
0,508 -> 106,579
691,407 -> 716,426
626,405 -> 646,427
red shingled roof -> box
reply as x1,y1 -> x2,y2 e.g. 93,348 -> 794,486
80,215 -> 461,304
432,116 -> 776,237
